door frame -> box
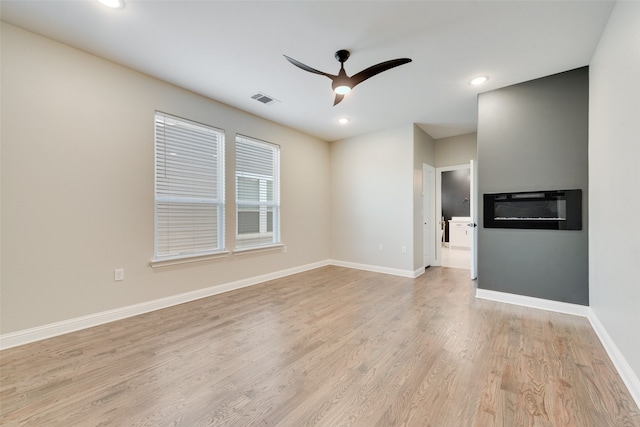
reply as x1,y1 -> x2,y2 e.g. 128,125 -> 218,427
470,160 -> 478,279
422,163 -> 436,268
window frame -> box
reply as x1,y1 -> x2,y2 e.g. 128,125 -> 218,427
234,135 -> 281,250
153,112 -> 226,262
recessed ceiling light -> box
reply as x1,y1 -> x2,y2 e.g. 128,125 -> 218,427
98,0 -> 125,9
338,118 -> 350,125
470,76 -> 489,86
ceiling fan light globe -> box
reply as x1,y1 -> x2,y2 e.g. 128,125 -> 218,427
335,85 -> 351,95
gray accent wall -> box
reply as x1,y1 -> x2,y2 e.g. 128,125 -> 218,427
477,67 -> 589,305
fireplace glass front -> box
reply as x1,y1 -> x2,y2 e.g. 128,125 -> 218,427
483,189 -> 582,230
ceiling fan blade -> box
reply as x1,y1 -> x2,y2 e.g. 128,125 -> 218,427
285,51 -> 411,107
283,55 -> 334,78
350,58 -> 412,88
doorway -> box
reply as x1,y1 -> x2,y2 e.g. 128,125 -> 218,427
435,164 -> 472,271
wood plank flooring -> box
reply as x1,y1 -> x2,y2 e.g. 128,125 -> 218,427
1,266 -> 639,426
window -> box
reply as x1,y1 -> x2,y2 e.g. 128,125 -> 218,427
154,112 -> 225,260
235,135 -> 280,249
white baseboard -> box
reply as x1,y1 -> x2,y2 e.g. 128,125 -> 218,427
328,259 -> 422,278
0,260 -> 329,351
475,288 -> 590,317
476,288 -> 640,410
587,310 -> 640,410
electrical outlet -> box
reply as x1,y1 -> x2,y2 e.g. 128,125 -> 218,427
283,246 -> 288,254
379,244 -> 384,251
114,268 -> 124,282
401,246 -> 407,254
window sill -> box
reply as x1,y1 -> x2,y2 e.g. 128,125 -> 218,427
149,251 -> 230,268
232,244 -> 284,256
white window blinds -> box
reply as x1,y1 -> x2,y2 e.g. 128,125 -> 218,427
154,112 -> 225,259
235,135 -> 280,249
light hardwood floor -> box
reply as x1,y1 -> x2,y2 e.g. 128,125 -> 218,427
1,266 -> 639,426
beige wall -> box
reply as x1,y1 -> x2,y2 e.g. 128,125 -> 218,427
330,124 -> 415,273
435,132 -> 477,167
589,1 -> 640,385
0,23 -> 331,334
413,125 -> 436,270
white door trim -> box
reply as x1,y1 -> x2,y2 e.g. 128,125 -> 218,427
470,159 -> 478,279
423,163 -> 436,269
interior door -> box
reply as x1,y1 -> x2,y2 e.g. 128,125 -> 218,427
423,164 -> 435,267
469,159 -> 478,279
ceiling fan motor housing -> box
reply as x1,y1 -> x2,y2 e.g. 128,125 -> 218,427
335,50 -> 350,63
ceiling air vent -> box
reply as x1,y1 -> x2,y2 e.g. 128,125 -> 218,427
251,92 -> 279,105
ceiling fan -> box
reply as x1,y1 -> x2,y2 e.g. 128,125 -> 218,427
283,50 -> 412,106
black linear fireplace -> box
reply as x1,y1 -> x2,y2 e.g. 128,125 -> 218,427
484,189 -> 582,230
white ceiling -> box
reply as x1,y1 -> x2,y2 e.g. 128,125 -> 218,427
0,0 -> 614,141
